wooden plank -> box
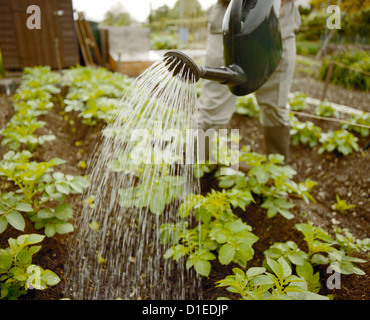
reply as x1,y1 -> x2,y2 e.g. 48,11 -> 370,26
11,0 -> 41,67
45,0 -> 58,67
0,43 -> 18,50
57,0 -> 79,67
49,0 -> 62,68
0,0 -> 20,69
74,19 -> 90,66
27,0 -> 40,66
0,30 -> 17,38
1,0 -> 79,69
11,2 -> 28,67
77,13 -> 94,65
321,62 -> 335,101
100,29 -> 109,68
0,14 -> 13,22
82,15 -> 102,66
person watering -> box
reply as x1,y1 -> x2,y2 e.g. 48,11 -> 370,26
197,0 -> 301,163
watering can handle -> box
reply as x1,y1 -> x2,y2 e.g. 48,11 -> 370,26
227,0 -> 243,35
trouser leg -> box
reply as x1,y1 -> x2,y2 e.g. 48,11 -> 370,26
197,33 -> 236,162
255,36 -> 297,163
262,126 -> 291,162
198,33 -> 236,131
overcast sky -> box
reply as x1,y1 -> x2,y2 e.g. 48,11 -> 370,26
72,0 -> 214,22
72,0 -> 311,23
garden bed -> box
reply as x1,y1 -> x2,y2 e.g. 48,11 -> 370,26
201,112 -> 369,300
0,68 -> 368,300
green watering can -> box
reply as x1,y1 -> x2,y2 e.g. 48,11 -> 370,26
164,0 -> 282,96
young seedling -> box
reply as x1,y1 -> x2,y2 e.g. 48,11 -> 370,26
289,91 -> 308,111
315,101 -> 339,118
342,112 -> 370,137
331,194 -> 356,214
235,94 -> 260,117
290,117 -> 321,148
318,130 -> 359,156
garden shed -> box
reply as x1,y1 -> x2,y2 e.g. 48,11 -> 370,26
0,0 -> 80,70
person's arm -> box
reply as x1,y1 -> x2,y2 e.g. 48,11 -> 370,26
280,0 -> 297,15
281,0 -> 297,6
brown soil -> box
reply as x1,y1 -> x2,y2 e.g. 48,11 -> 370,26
0,71 -> 369,300
201,114 -> 370,300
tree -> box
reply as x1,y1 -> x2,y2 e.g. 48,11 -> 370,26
149,5 -> 170,24
102,2 -> 132,26
310,0 -> 370,13
169,0 -> 204,19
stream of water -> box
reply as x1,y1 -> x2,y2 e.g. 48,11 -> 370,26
64,57 -> 202,300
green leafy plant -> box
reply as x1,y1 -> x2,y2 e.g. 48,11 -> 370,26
150,33 -> 179,50
213,148 -> 317,220
31,203 -> 74,238
119,175 -> 185,215
264,241 -> 308,269
64,97 -> 121,126
193,162 -> 217,179
296,41 -> 320,56
0,152 -> 64,205
0,115 -> 55,151
216,257 -> 328,300
0,67 -> 61,156
318,130 -> 359,156
0,234 -> 60,300
218,221 -> 369,300
295,223 -> 367,275
62,66 -> 133,126
0,192 -> 33,233
295,260 -> 322,294
263,241 -> 322,294
0,151 -> 89,236
13,68 -> 61,103
239,149 -> 296,196
263,222 -> 368,277
342,112 -> 370,137
209,217 -> 258,267
289,91 -> 308,111
331,194 -> 356,214
162,220 -> 217,277
332,226 -> 370,255
290,115 -> 322,148
235,94 -> 260,117
315,101 -> 339,118
161,189 -> 258,277
319,50 -> 370,92
261,197 -> 295,220
216,169 -> 248,189
241,148 -> 315,206
13,100 -> 54,116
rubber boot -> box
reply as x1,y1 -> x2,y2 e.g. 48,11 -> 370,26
263,126 -> 291,164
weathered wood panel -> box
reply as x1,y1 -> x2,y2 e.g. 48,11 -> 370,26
0,0 -> 20,69
0,0 -> 79,70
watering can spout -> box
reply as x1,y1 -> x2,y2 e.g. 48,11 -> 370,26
164,50 -> 246,86
164,0 -> 282,96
